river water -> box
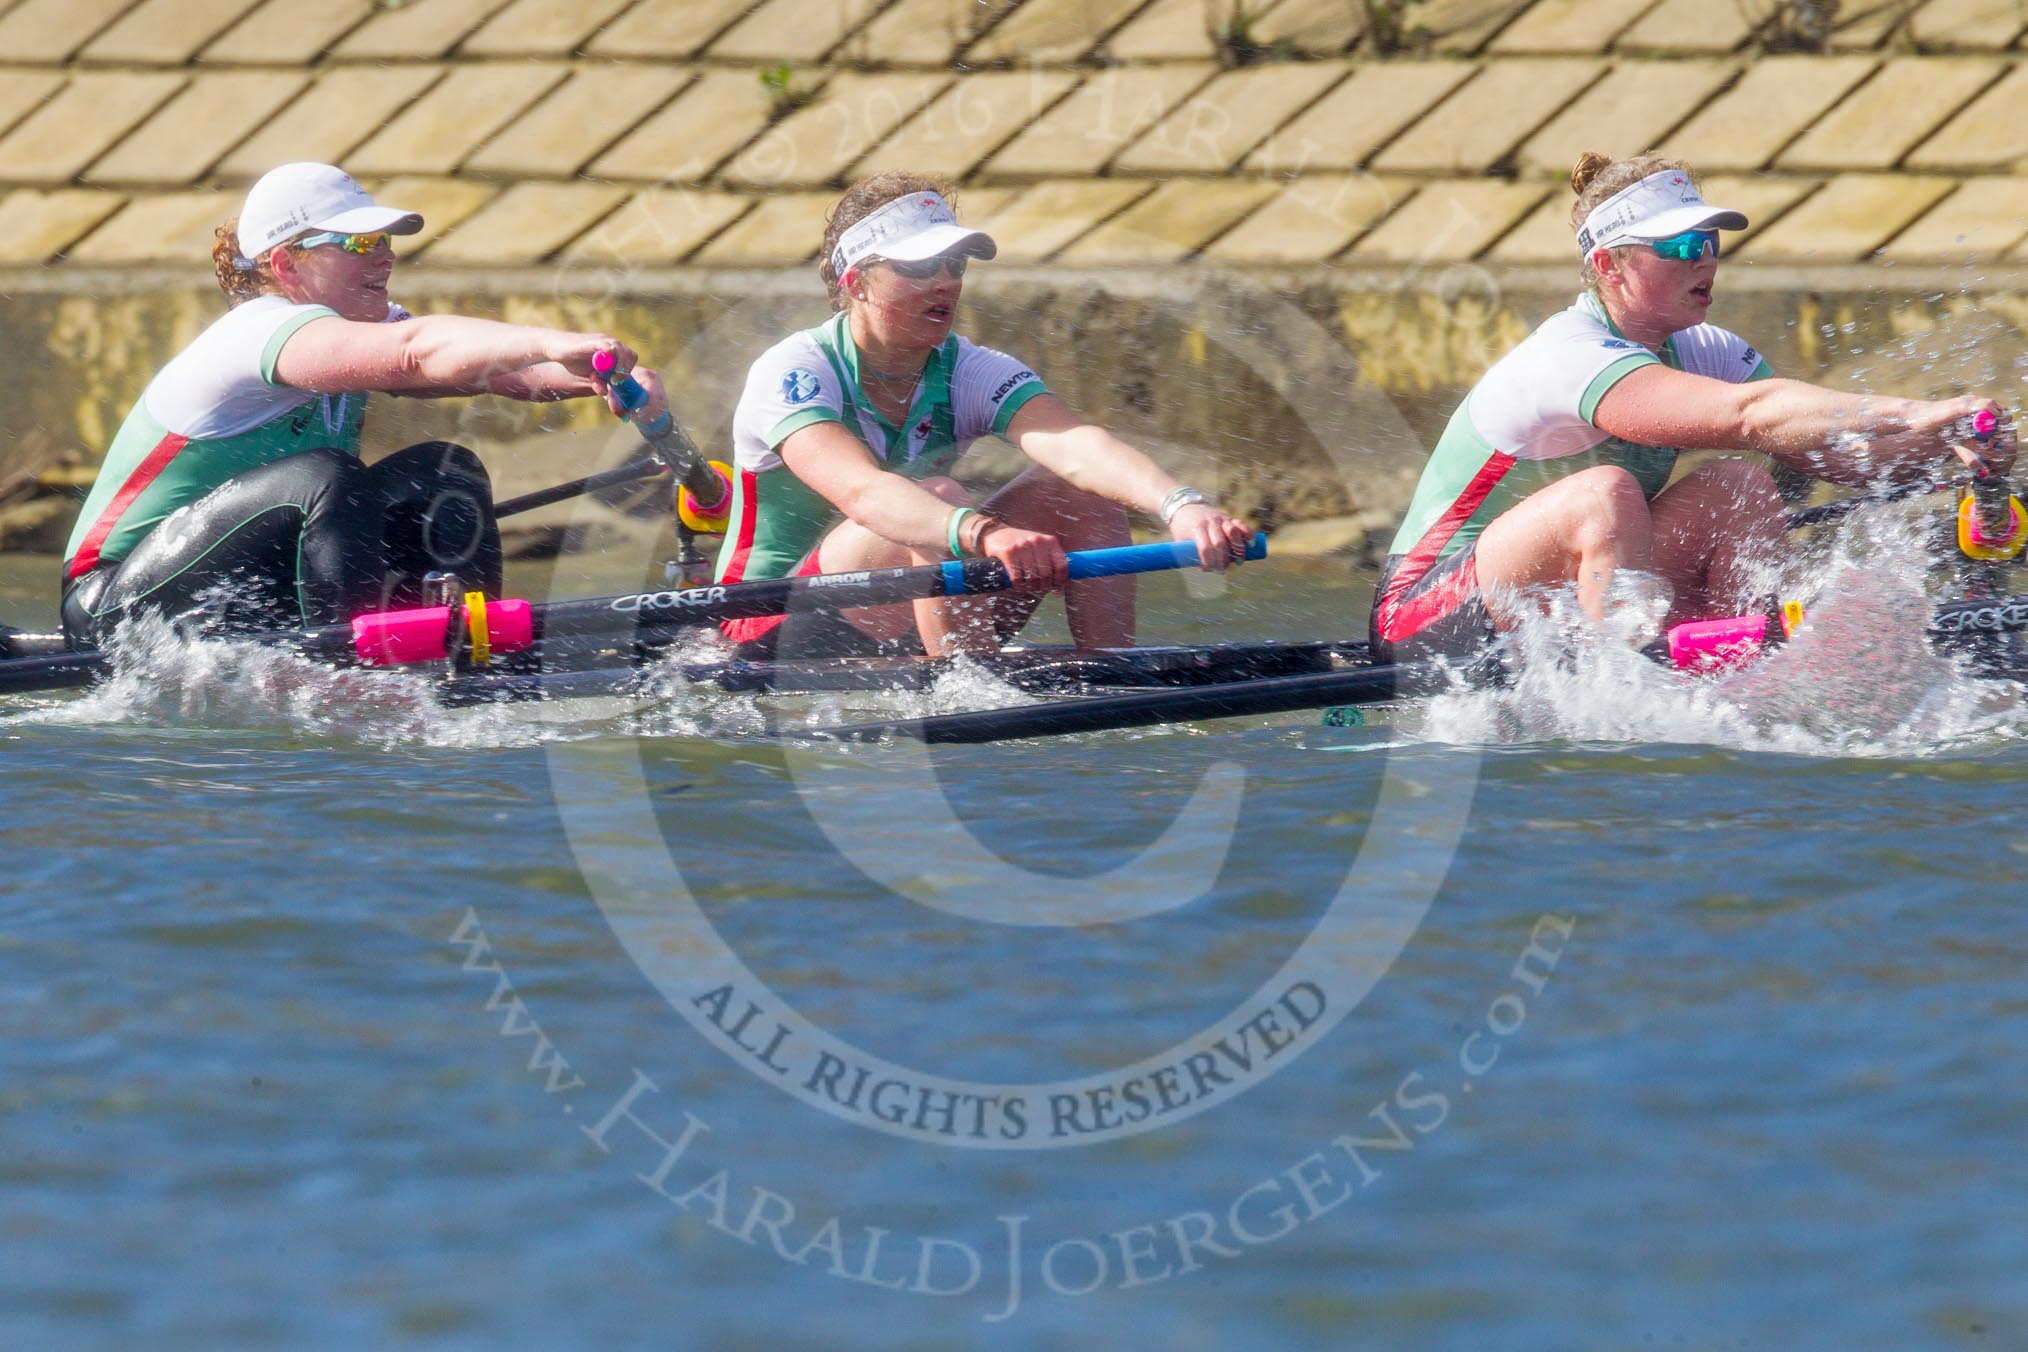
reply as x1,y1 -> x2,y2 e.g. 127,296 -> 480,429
4,540 -> 2027,1351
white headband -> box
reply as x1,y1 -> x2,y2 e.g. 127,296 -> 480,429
1576,169 -> 1748,256
831,191 -> 996,280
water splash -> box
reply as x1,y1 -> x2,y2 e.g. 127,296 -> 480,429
1417,511 -> 2026,757
5,615 -> 562,748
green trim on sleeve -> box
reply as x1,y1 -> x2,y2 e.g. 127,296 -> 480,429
990,380 -> 1048,437
1747,360 -> 1774,382
259,307 -> 340,386
766,405 -> 845,448
1577,351 -> 1660,425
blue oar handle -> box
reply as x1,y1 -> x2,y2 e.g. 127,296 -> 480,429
592,348 -> 672,437
939,532 -> 1267,594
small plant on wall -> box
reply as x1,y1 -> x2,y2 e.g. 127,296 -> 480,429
759,63 -> 818,123
1363,0 -> 1432,55
1215,3 -> 1301,64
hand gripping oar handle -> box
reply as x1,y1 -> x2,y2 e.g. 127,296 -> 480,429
1957,409 -> 2023,562
936,534 -> 1266,594
1784,411 -> 2010,534
590,349 -> 732,528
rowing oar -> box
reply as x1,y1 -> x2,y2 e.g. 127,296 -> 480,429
493,457 -> 669,518
1785,410 -> 2008,531
1784,477 -> 1949,531
491,350 -> 736,543
802,653 -> 1481,745
0,536 -> 1266,697
816,572 -> 2028,744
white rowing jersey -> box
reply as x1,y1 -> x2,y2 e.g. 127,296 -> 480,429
715,311 -> 1047,584
65,295 -> 411,578
1385,290 -> 1773,563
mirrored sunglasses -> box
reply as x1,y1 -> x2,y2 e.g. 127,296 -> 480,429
293,230 -> 392,256
1645,229 -> 1719,262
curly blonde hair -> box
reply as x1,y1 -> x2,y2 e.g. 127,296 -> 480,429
210,217 -> 282,307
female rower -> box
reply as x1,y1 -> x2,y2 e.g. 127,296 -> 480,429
1370,150 -> 2013,662
61,161 -> 669,645
715,171 -> 1254,658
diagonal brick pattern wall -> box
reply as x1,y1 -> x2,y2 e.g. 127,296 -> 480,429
0,0 -> 2024,270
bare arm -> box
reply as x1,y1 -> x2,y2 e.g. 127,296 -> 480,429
392,363 -> 603,402
779,420 -> 959,554
271,313 -> 635,399
1005,394 -> 1176,512
1007,394 -> 1254,567
1593,366 -> 2011,486
779,419 -> 1074,586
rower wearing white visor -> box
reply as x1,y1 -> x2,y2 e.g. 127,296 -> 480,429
717,171 -> 1254,658
61,162 -> 670,646
1370,150 -> 2014,663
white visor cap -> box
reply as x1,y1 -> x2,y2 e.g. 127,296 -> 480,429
238,162 -> 424,258
1576,169 -> 1747,255
830,191 -> 996,279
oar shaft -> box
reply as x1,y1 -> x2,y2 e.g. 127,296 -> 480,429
806,654 -> 1461,745
593,352 -> 731,514
534,534 -> 1268,647
494,457 -> 665,518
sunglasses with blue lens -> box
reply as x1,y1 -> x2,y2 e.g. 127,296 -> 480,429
1646,229 -> 1719,262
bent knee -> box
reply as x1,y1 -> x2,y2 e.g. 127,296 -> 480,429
1552,466 -> 1651,529
1568,464 -> 1648,505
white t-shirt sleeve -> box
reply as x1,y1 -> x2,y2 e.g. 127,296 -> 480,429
951,338 -> 1046,441
731,332 -> 850,473
1671,322 -> 1773,383
144,296 -> 336,439
1468,310 -> 1659,461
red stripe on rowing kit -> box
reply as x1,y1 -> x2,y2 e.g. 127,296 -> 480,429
1374,451 -> 1515,642
66,432 -> 189,579
726,468 -> 762,583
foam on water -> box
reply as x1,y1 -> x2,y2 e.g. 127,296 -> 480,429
5,615 -> 564,748
0,618 -> 1051,749
1417,511 -> 2027,757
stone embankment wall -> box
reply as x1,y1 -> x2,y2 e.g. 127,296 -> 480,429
4,0 -> 2028,555
8,267 -> 2024,560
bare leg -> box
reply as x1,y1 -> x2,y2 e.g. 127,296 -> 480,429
1475,465 -> 1660,623
811,477 -> 994,654
982,465 -> 1134,647
1648,459 -> 1786,626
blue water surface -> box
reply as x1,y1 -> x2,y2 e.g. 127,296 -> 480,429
4,557 -> 2027,1350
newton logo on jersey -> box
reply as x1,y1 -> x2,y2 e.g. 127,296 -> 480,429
781,370 -> 823,405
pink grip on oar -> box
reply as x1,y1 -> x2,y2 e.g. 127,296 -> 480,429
1975,408 -> 1999,438
591,348 -> 617,377
352,600 -> 533,666
1666,614 -> 1770,673
486,599 -> 533,651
